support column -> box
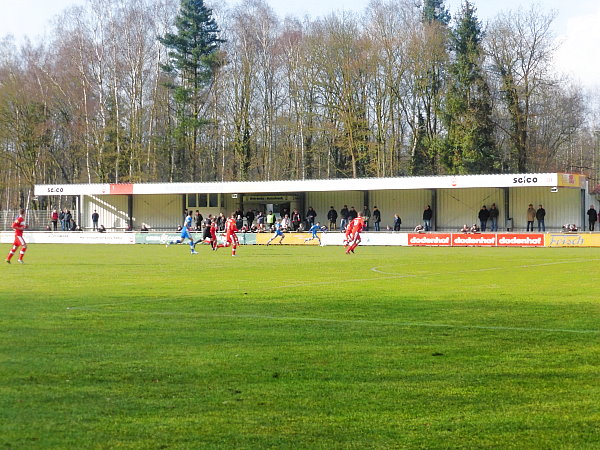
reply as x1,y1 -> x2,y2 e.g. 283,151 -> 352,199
128,194 -> 134,230
431,189 -> 437,231
503,187 -> 510,231
581,189 -> 586,231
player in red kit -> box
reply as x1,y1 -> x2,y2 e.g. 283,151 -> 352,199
217,213 -> 239,256
346,212 -> 365,254
209,220 -> 218,251
6,209 -> 28,264
343,219 -> 355,247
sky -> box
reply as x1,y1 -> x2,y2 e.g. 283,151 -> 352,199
1,0 -> 598,90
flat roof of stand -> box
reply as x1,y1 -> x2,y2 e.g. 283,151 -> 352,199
34,173 -> 586,196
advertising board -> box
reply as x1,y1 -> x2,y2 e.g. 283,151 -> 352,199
545,233 -> 600,247
407,233 -> 452,246
496,234 -> 544,247
452,234 -> 496,246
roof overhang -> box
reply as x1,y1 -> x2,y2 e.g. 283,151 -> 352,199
34,173 -> 585,196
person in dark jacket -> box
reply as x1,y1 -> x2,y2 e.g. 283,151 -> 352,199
536,205 -> 546,232
306,207 -> 317,227
393,214 -> 401,231
340,205 -> 349,231
327,206 -> 338,231
423,205 -> 433,231
348,206 -> 358,221
291,209 -> 302,231
587,205 -> 597,231
488,203 -> 499,232
478,205 -> 490,232
245,210 -> 255,229
372,206 -> 381,231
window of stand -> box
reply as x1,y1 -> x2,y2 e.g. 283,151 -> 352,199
187,194 -> 221,209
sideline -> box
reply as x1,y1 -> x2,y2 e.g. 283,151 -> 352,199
65,308 -> 599,335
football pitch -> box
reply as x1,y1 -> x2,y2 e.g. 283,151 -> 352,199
1,244 -> 599,448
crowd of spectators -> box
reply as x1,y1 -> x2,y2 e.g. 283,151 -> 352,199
42,201 -> 599,233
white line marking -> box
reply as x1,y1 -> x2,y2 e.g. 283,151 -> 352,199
371,258 -> 600,276
64,309 -> 599,334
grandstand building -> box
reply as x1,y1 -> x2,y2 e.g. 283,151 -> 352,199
33,172 -> 593,232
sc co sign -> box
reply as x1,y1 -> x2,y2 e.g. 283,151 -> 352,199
513,177 -> 538,184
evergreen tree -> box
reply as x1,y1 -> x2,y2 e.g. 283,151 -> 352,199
411,0 -> 450,175
443,1 -> 498,174
159,0 -> 223,181
422,0 -> 451,25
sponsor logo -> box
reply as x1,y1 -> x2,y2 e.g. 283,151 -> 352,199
547,234 -> 586,247
453,235 -> 496,246
512,176 -> 538,184
497,234 -> 544,246
408,234 -> 451,246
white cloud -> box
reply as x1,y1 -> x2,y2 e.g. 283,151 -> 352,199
554,4 -> 600,89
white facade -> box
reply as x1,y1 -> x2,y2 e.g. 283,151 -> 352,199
36,173 -> 591,232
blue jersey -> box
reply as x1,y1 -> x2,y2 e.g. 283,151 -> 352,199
273,222 -> 284,236
184,215 -> 193,230
309,224 -> 319,236
181,216 -> 193,238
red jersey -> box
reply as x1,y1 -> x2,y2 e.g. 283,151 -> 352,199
210,222 -> 217,239
12,216 -> 27,237
225,218 -> 238,234
350,217 -> 364,234
344,221 -> 355,237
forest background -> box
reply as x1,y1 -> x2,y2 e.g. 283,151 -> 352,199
1,0 -> 599,210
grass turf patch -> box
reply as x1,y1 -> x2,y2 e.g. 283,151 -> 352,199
1,244 -> 599,448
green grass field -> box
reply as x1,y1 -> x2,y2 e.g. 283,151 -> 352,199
1,244 -> 599,448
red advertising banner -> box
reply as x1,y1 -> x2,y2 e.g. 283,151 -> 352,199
110,183 -> 134,195
407,233 -> 545,247
452,234 -> 497,246
497,234 -> 544,247
408,233 -> 452,246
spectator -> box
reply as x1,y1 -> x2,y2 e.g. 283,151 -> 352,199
348,206 -> 358,221
266,210 -> 276,230
587,205 -> 597,231
414,224 -> 425,233
195,210 -> 203,230
362,205 -> 371,230
216,212 -> 226,231
478,205 -> 489,232
340,205 -> 349,231
327,206 -> 338,231
393,214 -> 401,231
526,204 -> 536,231
460,224 -> 470,233
245,209 -> 255,229
489,203 -> 499,232
281,214 -> 291,231
65,209 -> 73,231
306,206 -> 317,227
256,211 -> 265,231
51,209 -> 59,231
59,208 -> 66,231
536,204 -> 546,232
291,209 -> 302,231
470,224 -> 480,233
92,210 -> 99,231
372,206 -> 381,231
423,205 -> 433,231
98,224 -> 106,233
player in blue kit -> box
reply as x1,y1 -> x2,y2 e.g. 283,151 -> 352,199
304,222 -> 321,245
166,211 -> 198,254
266,220 -> 285,245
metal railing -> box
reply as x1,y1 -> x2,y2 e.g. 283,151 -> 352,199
0,210 -> 78,232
